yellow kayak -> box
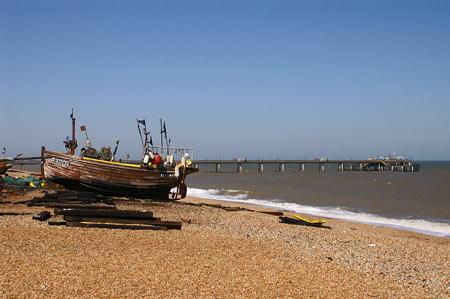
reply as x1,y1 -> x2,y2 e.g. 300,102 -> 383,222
293,214 -> 326,224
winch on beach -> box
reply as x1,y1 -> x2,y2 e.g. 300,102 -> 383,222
41,110 -> 198,199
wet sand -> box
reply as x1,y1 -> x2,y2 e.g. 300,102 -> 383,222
0,189 -> 449,298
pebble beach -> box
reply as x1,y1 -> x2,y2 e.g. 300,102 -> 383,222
0,189 -> 449,298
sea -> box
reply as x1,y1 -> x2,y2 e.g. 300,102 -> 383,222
185,161 -> 450,238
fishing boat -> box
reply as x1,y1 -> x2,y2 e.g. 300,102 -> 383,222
0,158 -> 13,175
41,112 -> 198,199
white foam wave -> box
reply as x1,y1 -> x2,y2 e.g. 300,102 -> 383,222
187,188 -> 450,238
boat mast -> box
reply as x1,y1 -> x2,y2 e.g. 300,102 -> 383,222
160,118 -> 163,155
163,121 -> 169,156
71,109 -> 76,155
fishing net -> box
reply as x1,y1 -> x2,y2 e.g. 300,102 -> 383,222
98,146 -> 112,161
1,175 -> 44,187
81,147 -> 99,159
81,146 -> 112,161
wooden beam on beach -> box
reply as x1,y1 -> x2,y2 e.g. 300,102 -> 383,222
64,216 -> 181,229
259,211 -> 283,216
66,221 -> 169,230
0,212 -> 32,216
47,220 -> 67,226
54,208 -> 154,219
44,204 -> 117,209
222,207 -> 248,212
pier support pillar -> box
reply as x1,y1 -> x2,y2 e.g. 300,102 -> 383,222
359,163 -> 363,171
279,163 -> 285,172
258,163 -> 264,172
194,163 -> 199,169
319,163 -> 325,172
215,163 -> 221,173
237,163 -> 242,173
339,163 -> 344,171
299,163 -> 305,172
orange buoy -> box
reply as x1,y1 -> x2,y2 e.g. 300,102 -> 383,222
153,154 -> 162,165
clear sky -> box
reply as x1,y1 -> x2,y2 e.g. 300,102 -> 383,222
1,0 -> 449,160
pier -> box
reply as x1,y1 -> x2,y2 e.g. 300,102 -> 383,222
10,158 -> 420,173
191,159 -> 420,173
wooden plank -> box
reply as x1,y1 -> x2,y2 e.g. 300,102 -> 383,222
46,191 -> 105,197
64,216 -> 181,229
66,221 -> 168,230
14,200 -> 34,205
112,200 -> 146,206
181,202 -> 202,207
45,204 -> 116,209
27,201 -> 85,207
0,212 -> 32,216
39,196 -> 103,202
47,220 -> 66,226
41,195 -> 80,200
222,207 -> 245,212
259,211 -> 284,216
54,208 -> 154,219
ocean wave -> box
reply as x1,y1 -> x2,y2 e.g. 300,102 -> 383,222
187,187 -> 450,238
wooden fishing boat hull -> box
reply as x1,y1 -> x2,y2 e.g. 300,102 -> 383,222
0,159 -> 13,175
41,147 -> 198,198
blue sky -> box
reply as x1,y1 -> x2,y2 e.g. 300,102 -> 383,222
1,0 -> 449,160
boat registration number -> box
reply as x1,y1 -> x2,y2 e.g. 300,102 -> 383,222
160,172 -> 175,178
50,157 -> 70,168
